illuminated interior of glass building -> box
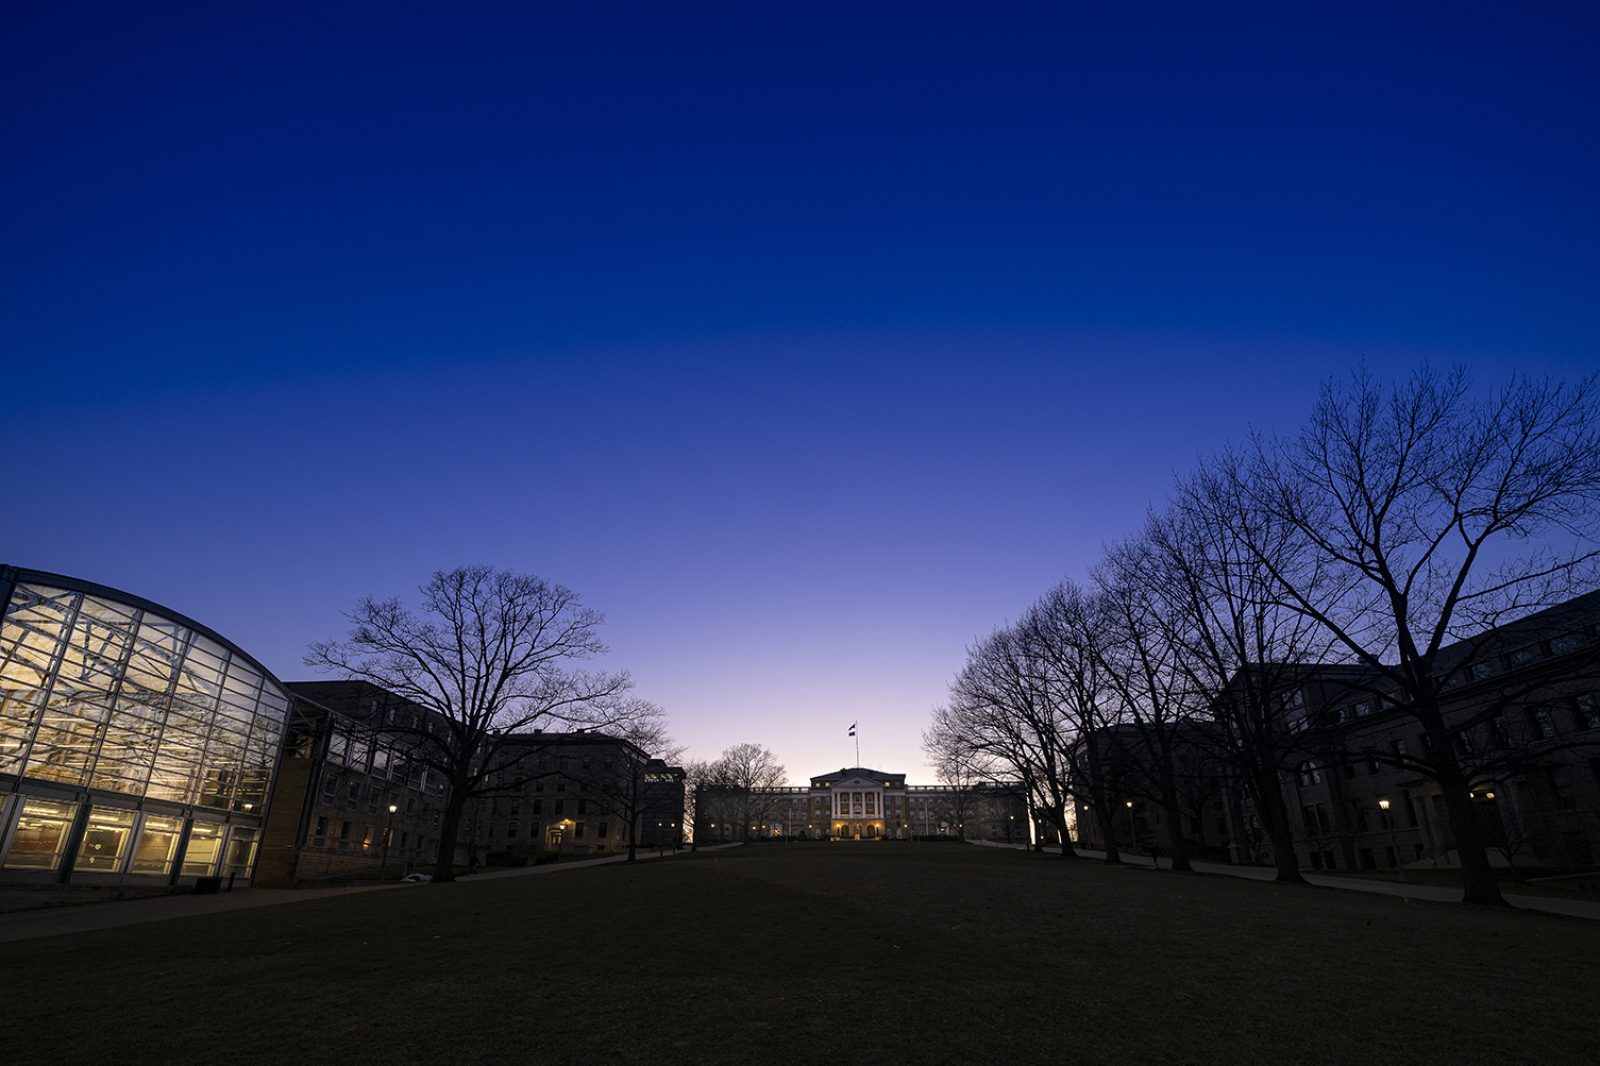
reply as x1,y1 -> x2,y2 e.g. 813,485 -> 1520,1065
0,566 -> 290,886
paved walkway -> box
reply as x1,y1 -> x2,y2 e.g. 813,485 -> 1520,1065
0,843 -> 743,944
968,839 -> 1600,919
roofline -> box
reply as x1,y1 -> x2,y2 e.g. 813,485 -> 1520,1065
1,564 -> 286,693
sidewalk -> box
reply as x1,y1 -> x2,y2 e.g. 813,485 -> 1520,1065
976,840 -> 1600,920
0,842 -> 741,944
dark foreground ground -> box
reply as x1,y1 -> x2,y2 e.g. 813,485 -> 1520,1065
9,843 -> 1598,1065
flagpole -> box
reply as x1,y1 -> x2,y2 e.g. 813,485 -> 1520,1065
855,728 -> 860,767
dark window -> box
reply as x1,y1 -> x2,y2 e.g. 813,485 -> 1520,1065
1574,695 -> 1599,731
577,799 -> 587,815
557,777 -> 567,792
1529,706 -> 1558,740
1552,633 -> 1587,655
340,821 -> 352,841
598,821 -> 608,838
312,816 -> 329,842
507,823 -> 518,839
554,800 -> 565,816
533,798 -> 543,814
574,822 -> 585,840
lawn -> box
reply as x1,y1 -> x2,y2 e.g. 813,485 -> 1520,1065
9,843 -> 1598,1066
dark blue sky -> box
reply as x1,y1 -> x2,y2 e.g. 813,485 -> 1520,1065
4,6 -> 1596,779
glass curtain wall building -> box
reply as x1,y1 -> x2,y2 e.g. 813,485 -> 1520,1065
0,567 -> 291,886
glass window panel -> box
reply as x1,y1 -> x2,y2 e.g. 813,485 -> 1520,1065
131,816 -> 183,875
144,765 -> 197,803
181,821 -> 223,876
3,798 -> 78,870
0,688 -> 43,774
74,807 -> 137,871
124,618 -> 185,690
0,633 -> 55,690
257,688 -> 288,718
222,827 -> 260,877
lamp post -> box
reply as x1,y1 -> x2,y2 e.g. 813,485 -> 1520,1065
380,803 -> 398,880
1378,798 -> 1406,882
1124,800 -> 1137,856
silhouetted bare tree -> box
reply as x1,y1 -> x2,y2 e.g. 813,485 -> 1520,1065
1236,369 -> 1600,904
306,565 -> 633,882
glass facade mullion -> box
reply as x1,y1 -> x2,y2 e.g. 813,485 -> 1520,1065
4,588 -> 84,782
1,575 -> 291,883
81,606 -> 142,793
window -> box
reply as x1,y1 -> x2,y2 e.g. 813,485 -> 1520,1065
1552,633 -> 1587,655
321,775 -> 338,800
1508,647 -> 1538,669
554,800 -> 565,816
132,816 -> 183,875
313,816 -> 329,842
340,820 -> 352,842
598,821 -> 608,839
1352,700 -> 1372,718
577,799 -> 587,815
361,827 -> 374,850
182,822 -> 224,876
1574,695 -> 1599,731
574,822 -> 585,840
1528,706 -> 1558,740
347,781 -> 362,804
73,808 -> 137,872
533,797 -> 543,814
1392,739 -> 1408,759
557,777 -> 567,792
507,823 -> 518,839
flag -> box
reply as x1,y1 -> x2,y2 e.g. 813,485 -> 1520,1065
848,722 -> 857,736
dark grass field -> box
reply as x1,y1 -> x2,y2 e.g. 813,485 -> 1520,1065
9,843 -> 1598,1066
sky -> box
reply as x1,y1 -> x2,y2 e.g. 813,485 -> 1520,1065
3,6 -> 1597,783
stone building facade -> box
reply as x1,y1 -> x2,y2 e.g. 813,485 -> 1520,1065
697,766 -> 1027,843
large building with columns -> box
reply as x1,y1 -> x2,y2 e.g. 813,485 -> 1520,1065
698,766 -> 1027,843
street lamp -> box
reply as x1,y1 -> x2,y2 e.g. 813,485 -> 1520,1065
380,802 -> 398,880
1378,798 -> 1406,882
1124,800 -> 1137,855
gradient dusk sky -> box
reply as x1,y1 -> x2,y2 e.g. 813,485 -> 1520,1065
3,7 -> 1597,783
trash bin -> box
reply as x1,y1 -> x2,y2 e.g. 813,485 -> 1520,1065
194,876 -> 223,895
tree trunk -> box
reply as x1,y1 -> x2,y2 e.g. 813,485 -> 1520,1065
1250,767 -> 1306,884
433,791 -> 469,883
1086,746 -> 1121,863
1157,749 -> 1193,872
1436,764 -> 1507,906
1416,709 -> 1507,906
1050,804 -> 1078,858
